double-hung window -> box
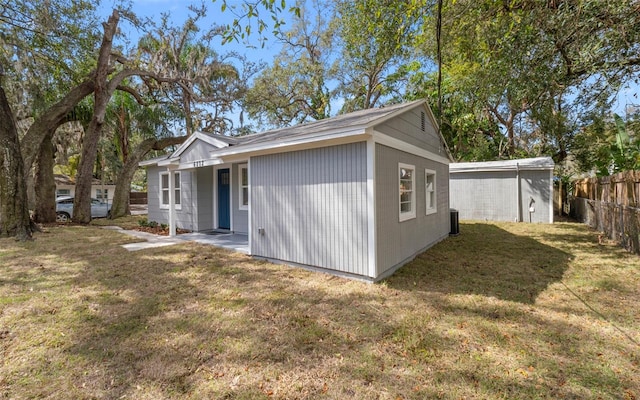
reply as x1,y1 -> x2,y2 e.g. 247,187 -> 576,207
239,164 -> 249,210
399,163 -> 416,221
160,171 -> 181,210
96,188 -> 108,202
425,169 -> 437,215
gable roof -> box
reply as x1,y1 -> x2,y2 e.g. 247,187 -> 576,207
138,131 -> 237,166
241,99 -> 426,146
140,99 -> 451,166
172,131 -> 237,158
211,99 -> 448,158
450,157 -> 554,173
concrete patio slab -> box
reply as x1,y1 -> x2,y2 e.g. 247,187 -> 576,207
105,226 -> 249,254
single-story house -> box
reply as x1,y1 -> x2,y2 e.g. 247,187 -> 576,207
55,174 -> 116,204
141,99 -> 452,281
449,157 -> 554,223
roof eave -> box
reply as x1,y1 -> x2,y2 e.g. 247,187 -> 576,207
210,127 -> 370,157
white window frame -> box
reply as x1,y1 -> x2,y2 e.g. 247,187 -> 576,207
399,163 -> 416,221
425,169 -> 437,215
95,188 -> 109,202
238,164 -> 249,210
159,171 -> 182,210
56,189 -> 70,198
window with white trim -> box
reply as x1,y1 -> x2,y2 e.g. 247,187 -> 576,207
425,169 -> 437,215
239,164 -> 248,210
399,163 -> 416,221
160,171 -> 181,210
96,188 -> 108,202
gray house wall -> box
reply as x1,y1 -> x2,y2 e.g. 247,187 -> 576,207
450,171 -> 517,222
375,144 -> 450,278
520,170 -> 552,223
231,163 -> 249,234
180,141 -> 217,164
250,142 -> 369,277
146,166 -> 199,231
450,169 -> 552,223
375,107 -> 444,156
195,167 -> 214,231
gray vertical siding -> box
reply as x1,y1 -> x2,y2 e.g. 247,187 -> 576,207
231,163 -> 249,234
250,142 -> 369,276
450,169 -> 552,223
146,165 -> 163,223
520,170 -> 553,223
375,144 -> 450,277
375,107 -> 444,155
180,141 -> 217,164
195,167 -> 214,231
145,166 -> 198,231
450,171 -> 518,222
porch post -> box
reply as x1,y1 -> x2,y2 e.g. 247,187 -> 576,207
168,166 -> 176,237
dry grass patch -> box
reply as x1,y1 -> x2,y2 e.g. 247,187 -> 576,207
0,222 -> 638,399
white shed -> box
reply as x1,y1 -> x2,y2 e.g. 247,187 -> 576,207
449,157 -> 554,223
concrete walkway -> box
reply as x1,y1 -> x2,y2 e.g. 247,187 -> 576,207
103,226 -> 249,254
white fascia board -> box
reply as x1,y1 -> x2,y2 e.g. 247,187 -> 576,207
139,158 -> 165,167
372,130 -> 451,165
211,128 -> 369,158
171,132 -> 231,158
362,99 -> 426,127
158,157 -> 180,166
450,157 -> 554,173
191,132 -> 232,149
450,166 -> 554,173
176,157 -> 224,171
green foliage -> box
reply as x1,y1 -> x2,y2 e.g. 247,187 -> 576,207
137,5 -> 245,135
420,0 -> 640,161
0,0 -> 100,115
137,218 -> 159,228
407,70 -> 503,161
335,0 -> 427,112
572,113 -> 640,175
215,0 -> 299,45
243,0 -> 334,128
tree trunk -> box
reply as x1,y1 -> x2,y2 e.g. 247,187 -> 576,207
109,135 -> 187,219
73,10 -> 119,224
0,84 -> 33,240
33,132 -> 57,223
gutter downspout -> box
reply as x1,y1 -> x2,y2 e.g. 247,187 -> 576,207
516,163 -> 522,222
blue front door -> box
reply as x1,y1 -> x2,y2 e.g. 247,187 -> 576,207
217,168 -> 230,229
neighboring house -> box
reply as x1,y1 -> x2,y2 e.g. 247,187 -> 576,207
449,157 -> 554,223
55,174 -> 116,204
141,99 -> 452,281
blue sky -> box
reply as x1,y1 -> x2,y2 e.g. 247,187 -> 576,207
98,0 -> 285,66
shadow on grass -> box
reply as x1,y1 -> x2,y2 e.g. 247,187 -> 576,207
386,223 -> 573,304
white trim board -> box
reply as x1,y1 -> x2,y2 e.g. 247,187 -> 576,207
372,130 -> 451,165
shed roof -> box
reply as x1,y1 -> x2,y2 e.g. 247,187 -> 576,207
449,157 -> 554,173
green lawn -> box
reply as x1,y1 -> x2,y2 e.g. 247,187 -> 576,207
0,221 -> 638,399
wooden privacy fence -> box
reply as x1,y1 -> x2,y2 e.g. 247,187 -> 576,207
571,171 -> 640,254
129,192 -> 147,204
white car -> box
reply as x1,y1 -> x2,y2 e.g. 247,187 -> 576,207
55,196 -> 111,222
